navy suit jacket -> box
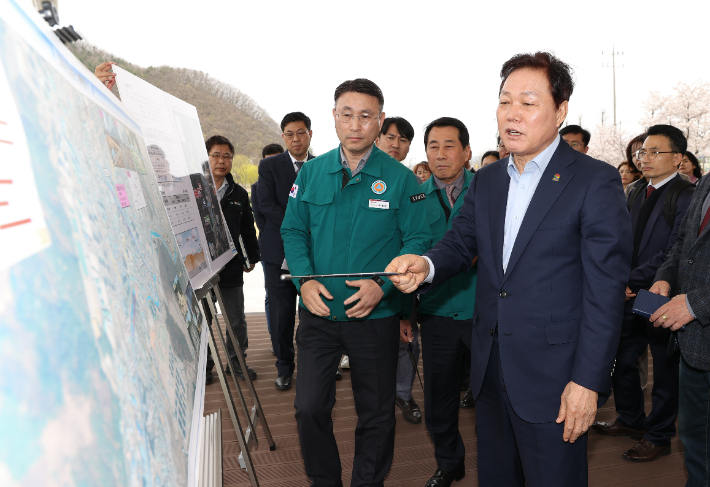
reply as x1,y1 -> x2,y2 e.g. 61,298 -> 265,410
627,174 -> 694,292
425,140 -> 632,423
257,150 -> 315,265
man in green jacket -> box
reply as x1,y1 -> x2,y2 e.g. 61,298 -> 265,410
403,117 -> 478,487
281,78 -> 430,487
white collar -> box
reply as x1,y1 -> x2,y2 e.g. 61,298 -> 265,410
649,172 -> 678,190
288,151 -> 308,164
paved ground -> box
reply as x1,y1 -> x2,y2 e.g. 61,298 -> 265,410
204,312 -> 688,487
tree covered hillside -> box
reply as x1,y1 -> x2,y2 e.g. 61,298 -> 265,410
68,41 -> 281,185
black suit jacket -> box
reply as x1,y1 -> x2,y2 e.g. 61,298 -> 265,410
251,181 -> 265,233
627,174 -> 694,292
257,150 -> 314,265
655,174 -> 710,370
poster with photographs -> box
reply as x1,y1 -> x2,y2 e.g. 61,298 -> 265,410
113,66 -> 236,290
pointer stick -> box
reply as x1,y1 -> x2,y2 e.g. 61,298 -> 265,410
280,272 -> 405,281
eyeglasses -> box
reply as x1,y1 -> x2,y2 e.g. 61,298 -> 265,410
564,140 -> 583,149
209,152 -> 233,161
635,150 -> 677,161
283,130 -> 309,141
335,112 -> 379,126
498,144 -> 506,151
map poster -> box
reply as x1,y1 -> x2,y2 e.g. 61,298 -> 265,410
113,66 -> 237,291
0,1 -> 207,485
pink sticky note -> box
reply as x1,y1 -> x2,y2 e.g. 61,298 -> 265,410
116,184 -> 130,208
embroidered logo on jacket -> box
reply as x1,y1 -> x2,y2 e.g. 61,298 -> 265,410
372,180 -> 386,194
410,193 -> 426,203
289,184 -> 299,198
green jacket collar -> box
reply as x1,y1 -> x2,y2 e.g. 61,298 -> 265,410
422,168 -> 474,195
326,144 -> 387,177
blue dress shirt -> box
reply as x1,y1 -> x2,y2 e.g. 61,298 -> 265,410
424,135 -> 561,282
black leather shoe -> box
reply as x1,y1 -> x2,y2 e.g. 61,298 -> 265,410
425,467 -> 465,487
395,396 -> 422,424
460,388 -> 475,409
275,374 -> 293,390
592,421 -> 644,440
623,438 -> 671,462
336,368 -> 343,380
225,365 -> 257,381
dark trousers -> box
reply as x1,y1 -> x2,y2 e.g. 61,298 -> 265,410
263,261 -> 298,376
420,314 -> 472,471
262,264 -> 271,335
611,300 -> 679,446
222,285 -> 248,364
476,337 -> 588,487
295,307 -> 399,487
679,355 -> 710,486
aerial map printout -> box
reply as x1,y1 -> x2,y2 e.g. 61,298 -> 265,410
113,66 -> 237,291
0,1 -> 207,485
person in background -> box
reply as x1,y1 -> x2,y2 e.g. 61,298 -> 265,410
410,117 -> 478,487
679,151 -> 703,184
375,116 -> 423,424
618,161 -> 641,192
559,124 -> 591,154
258,112 -> 316,391
625,133 -> 648,197
497,136 -> 510,159
593,125 -> 694,462
252,143 -> 284,355
205,135 -> 260,382
413,161 -> 432,182
480,150 -> 500,167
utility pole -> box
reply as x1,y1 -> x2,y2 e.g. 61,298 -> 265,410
602,45 -> 624,126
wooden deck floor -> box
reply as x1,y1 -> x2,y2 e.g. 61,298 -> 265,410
204,313 -> 688,487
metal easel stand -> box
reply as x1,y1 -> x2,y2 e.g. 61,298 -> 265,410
196,274 -> 276,487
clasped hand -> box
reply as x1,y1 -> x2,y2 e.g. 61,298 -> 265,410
300,279 -> 383,319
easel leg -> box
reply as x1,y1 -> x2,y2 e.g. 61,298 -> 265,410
213,284 -> 277,452
201,297 -> 260,487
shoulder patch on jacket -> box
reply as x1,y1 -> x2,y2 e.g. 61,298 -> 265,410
289,184 -> 299,198
410,193 -> 426,203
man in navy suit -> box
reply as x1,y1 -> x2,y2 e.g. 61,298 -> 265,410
593,125 -> 694,462
257,113 -> 315,390
387,52 -> 632,486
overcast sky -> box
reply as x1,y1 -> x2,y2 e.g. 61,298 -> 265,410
61,0 -> 710,167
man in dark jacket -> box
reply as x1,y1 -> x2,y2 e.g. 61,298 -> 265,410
592,125 -> 694,462
205,135 -> 260,382
252,143 -> 284,343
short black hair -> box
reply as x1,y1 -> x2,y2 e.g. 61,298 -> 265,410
379,117 -> 414,142
423,117 -> 470,149
205,135 -> 234,155
685,151 -> 703,179
334,78 -> 384,112
646,124 -> 687,155
262,143 -> 284,159
559,124 -> 591,146
500,51 -> 574,109
481,150 -> 500,162
280,112 -> 311,132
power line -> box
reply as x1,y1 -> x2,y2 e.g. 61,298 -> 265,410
602,45 -> 624,126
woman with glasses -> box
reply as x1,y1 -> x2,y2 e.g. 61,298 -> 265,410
679,151 -> 703,184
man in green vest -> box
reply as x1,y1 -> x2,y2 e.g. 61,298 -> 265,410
281,78 -> 431,487
402,117 -> 478,487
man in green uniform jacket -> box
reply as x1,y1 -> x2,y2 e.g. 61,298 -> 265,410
281,78 -> 430,487
401,118 -> 478,487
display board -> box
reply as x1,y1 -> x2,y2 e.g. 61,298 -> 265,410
0,1 -> 207,485
113,66 -> 237,291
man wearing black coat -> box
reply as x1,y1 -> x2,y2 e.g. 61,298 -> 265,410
205,135 -> 260,382
257,112 -> 315,390
592,125 -> 694,462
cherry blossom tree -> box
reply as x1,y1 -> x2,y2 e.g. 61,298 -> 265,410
588,110 -> 630,165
